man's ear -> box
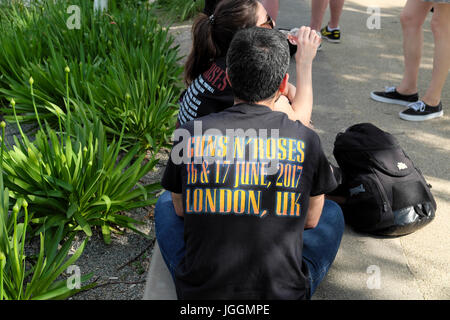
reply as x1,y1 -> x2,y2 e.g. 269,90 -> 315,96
279,73 -> 289,94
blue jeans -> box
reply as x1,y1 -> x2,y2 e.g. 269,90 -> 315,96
155,190 -> 345,299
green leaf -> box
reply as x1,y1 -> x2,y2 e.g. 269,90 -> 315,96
101,222 -> 111,245
30,283 -> 73,300
66,202 -> 78,219
33,215 -> 68,236
101,195 -> 111,213
73,212 -> 92,237
47,273 -> 96,300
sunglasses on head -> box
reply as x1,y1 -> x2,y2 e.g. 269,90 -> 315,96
260,14 -> 274,29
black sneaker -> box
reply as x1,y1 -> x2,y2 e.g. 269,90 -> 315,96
399,100 -> 443,121
320,25 -> 340,43
370,86 -> 419,106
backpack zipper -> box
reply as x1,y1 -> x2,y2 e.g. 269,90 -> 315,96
370,168 -> 390,213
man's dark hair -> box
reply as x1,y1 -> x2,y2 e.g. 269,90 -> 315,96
226,27 -> 290,103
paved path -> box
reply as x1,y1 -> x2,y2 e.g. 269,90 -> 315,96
278,0 -> 449,299
145,0 -> 450,300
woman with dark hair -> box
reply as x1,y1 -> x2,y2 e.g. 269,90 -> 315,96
185,0 -> 263,86
178,0 -> 278,127
178,0 -> 315,128
205,0 -> 279,21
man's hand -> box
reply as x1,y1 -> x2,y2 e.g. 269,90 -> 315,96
280,82 -> 297,103
274,95 -> 295,119
172,192 -> 184,217
274,95 -> 315,128
305,194 -> 325,229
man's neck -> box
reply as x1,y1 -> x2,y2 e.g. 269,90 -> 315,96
234,97 -> 277,110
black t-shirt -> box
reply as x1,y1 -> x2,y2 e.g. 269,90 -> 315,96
162,103 -> 337,300
177,57 -> 234,127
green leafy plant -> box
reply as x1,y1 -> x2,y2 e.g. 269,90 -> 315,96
0,121 -> 94,300
1,70 -> 161,244
153,0 -> 205,21
86,36 -> 181,150
0,0 -> 183,151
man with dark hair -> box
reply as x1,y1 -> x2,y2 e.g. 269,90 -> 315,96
226,27 -> 290,103
156,27 -> 344,300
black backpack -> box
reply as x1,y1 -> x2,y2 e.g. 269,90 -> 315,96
332,123 -> 436,236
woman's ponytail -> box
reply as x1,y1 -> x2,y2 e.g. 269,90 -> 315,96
184,13 -> 217,86
184,0 -> 258,86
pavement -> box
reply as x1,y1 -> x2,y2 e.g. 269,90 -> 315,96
144,0 -> 450,300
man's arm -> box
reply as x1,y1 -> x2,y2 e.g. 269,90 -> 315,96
304,194 -> 325,229
172,192 -> 184,217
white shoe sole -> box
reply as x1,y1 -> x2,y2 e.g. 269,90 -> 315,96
319,32 -> 341,43
399,110 -> 443,121
322,37 -> 340,43
370,91 -> 415,106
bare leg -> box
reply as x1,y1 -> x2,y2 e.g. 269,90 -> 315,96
422,3 -> 450,107
260,0 -> 279,22
310,0 -> 329,31
396,0 -> 433,95
328,0 -> 345,29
